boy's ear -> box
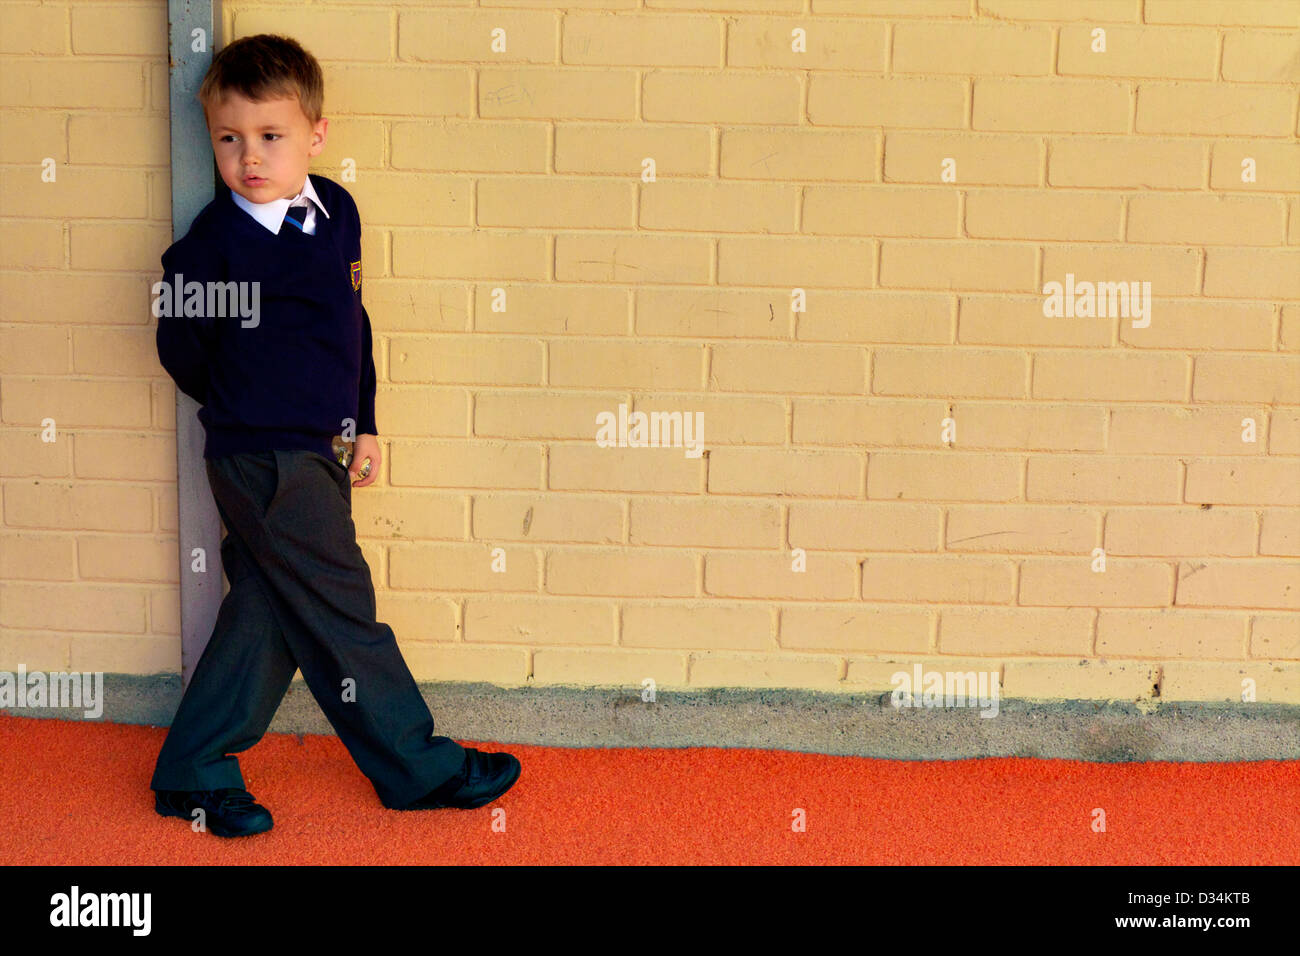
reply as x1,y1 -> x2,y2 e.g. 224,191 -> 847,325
308,117 -> 328,155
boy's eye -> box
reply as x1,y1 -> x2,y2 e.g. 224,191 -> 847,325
217,134 -> 281,142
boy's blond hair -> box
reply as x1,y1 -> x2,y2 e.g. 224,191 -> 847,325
198,33 -> 323,126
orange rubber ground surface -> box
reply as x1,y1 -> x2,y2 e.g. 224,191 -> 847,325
2,713 -> 1296,865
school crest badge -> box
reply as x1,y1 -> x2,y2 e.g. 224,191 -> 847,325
350,259 -> 361,291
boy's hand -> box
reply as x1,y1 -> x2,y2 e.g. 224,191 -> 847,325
350,434 -> 381,487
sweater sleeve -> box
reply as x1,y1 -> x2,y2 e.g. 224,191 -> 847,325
357,302 -> 378,436
155,239 -> 219,406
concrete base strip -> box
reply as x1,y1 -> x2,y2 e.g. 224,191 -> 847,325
4,674 -> 1299,762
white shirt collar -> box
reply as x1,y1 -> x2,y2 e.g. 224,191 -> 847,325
230,175 -> 331,235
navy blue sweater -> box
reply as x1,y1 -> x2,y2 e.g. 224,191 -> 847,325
155,173 -> 377,462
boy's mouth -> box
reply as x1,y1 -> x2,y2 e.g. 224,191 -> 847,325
243,175 -> 268,186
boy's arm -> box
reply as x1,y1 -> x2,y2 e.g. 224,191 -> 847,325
155,241 -> 219,406
348,184 -> 378,438
357,302 -> 378,436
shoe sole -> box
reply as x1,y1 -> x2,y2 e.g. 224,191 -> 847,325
155,800 -> 273,838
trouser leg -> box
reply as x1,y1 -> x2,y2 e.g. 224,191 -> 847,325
150,460 -> 298,792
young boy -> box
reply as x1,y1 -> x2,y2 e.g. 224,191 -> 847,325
151,33 -> 520,837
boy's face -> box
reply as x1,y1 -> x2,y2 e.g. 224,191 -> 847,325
206,91 -> 327,205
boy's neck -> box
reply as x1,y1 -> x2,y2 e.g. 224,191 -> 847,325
269,174 -> 307,204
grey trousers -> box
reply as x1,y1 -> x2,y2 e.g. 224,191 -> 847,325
150,448 -> 466,809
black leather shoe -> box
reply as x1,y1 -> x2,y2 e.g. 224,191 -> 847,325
403,748 -> 521,810
154,787 -> 273,837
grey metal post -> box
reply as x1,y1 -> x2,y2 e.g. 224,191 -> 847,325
166,0 -> 221,687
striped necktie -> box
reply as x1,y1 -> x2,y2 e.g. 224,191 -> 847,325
282,204 -> 308,233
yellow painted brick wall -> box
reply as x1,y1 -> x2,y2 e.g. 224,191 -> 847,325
1,0 -> 1297,707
